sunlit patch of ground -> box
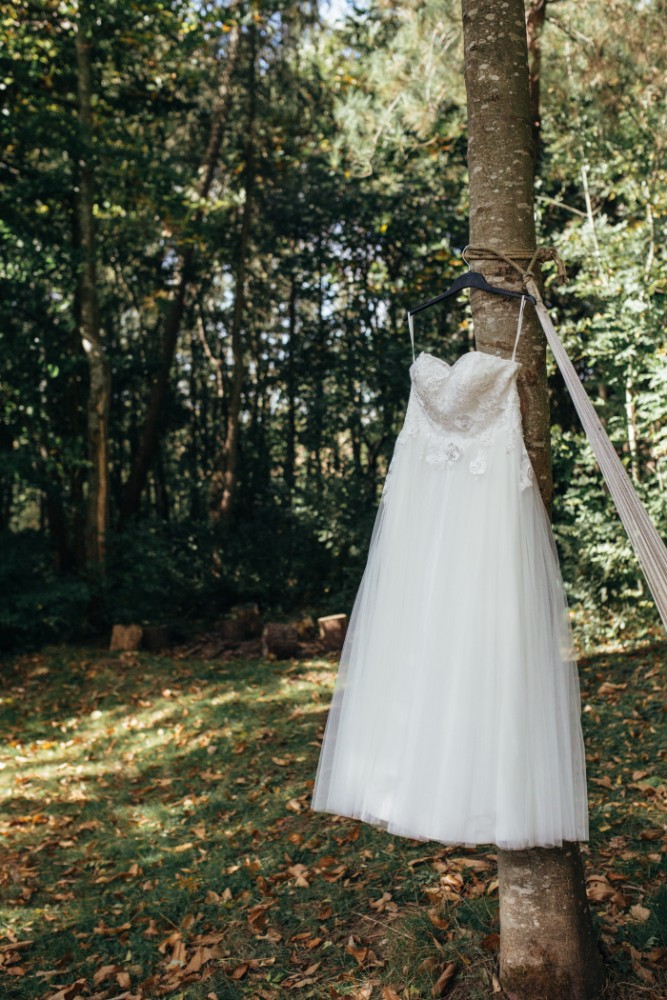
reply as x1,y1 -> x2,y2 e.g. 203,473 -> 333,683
0,636 -> 665,999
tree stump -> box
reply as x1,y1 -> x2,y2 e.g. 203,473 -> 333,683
318,614 -> 348,651
261,623 -> 300,659
295,614 -> 317,640
220,618 -> 245,642
142,625 -> 170,651
110,624 -> 143,652
221,602 -> 262,641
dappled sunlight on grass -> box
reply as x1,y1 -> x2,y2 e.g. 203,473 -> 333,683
0,640 -> 665,999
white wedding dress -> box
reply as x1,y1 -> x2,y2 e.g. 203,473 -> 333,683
310,307 -> 589,849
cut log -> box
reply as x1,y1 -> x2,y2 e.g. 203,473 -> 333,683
262,623 -> 300,659
317,614 -> 348,651
142,625 -> 170,651
220,619 -> 244,642
221,602 -> 262,641
110,624 -> 143,652
233,601 -> 262,636
295,614 -> 317,640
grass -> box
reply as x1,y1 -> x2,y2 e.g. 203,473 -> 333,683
0,631 -> 665,999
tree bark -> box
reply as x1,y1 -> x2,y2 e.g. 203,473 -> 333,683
75,5 -> 111,572
526,0 -> 547,157
460,2 -> 606,997
285,272 -> 298,501
209,19 -> 258,525
0,420 -> 13,531
119,20 -> 241,525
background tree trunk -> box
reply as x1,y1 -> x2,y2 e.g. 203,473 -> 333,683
209,18 -> 258,525
285,272 -> 298,502
526,0 -> 547,158
75,5 -> 111,572
119,21 -> 241,525
460,2 -> 606,997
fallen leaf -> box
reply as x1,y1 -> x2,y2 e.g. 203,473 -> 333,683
585,875 -> 615,902
450,857 -> 492,872
598,681 -> 627,696
481,933 -> 500,952
287,863 -> 309,887
345,935 -> 369,966
427,908 -> 448,930
369,891 -> 393,911
247,901 -> 274,932
353,986 -> 373,1000
431,961 -> 457,997
45,981 -> 87,1000
629,946 -> 657,984
639,829 -> 662,841
94,921 -> 132,937
93,965 -> 118,985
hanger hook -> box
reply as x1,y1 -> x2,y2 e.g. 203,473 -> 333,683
461,245 -> 472,271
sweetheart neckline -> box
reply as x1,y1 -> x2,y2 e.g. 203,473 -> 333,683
411,350 -> 522,373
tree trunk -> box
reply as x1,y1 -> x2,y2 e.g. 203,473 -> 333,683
0,420 -> 14,531
119,20 -> 241,525
209,19 -> 258,525
526,0 -> 547,157
285,273 -> 298,502
460,2 -> 606,997
75,6 -> 111,572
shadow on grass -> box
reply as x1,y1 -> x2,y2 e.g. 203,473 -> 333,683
0,636 -> 665,999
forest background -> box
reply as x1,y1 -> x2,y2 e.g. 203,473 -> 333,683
1,0 -> 666,652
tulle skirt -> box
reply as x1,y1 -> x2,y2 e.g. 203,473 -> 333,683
309,419 -> 589,849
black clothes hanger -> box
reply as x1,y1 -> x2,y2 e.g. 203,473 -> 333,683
408,269 -> 536,320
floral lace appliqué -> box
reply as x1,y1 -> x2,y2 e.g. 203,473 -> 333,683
426,441 -> 461,467
519,450 -> 534,491
400,352 -> 535,490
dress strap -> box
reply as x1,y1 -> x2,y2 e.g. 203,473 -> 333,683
511,295 -> 527,362
407,311 -> 416,363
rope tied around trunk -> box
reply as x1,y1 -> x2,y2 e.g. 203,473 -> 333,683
462,244 -> 568,287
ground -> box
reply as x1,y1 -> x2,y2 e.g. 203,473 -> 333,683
0,631 -> 665,999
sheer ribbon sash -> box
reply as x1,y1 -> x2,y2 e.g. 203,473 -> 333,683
524,276 -> 667,633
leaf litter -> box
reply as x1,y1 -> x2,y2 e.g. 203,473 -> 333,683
0,634 -> 665,998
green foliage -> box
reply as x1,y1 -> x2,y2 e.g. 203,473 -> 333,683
102,519 -> 225,627
0,0 -> 665,649
535,0 -> 667,640
0,531 -> 90,650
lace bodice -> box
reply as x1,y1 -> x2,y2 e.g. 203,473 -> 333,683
382,350 -> 534,500
411,350 -> 521,435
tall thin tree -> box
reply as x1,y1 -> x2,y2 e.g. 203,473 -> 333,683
119,18 -> 241,525
460,1 -> 606,996
209,16 -> 258,524
75,3 -> 111,572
